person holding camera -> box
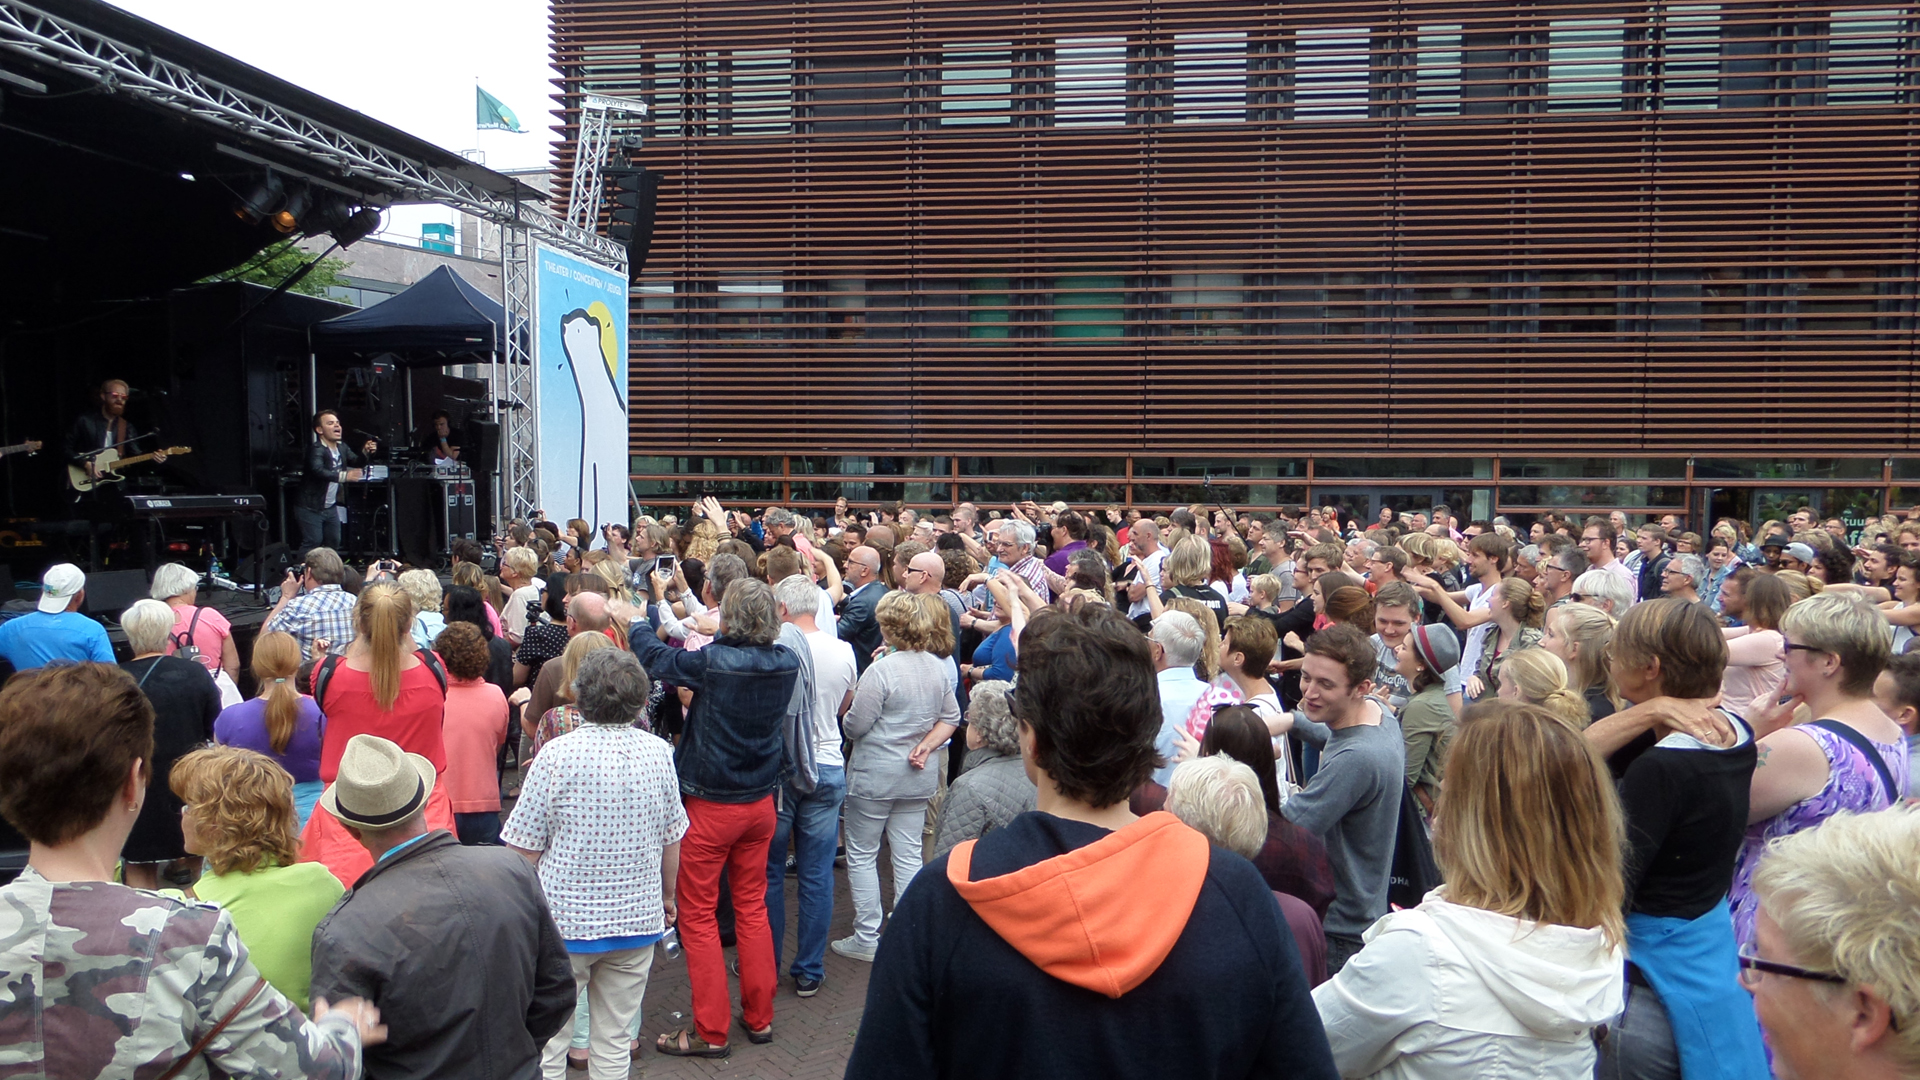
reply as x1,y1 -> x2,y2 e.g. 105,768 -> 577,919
264,547 -> 359,659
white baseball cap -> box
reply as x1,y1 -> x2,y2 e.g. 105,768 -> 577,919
37,563 -> 85,614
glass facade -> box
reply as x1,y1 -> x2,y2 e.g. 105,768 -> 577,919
628,455 -> 1907,526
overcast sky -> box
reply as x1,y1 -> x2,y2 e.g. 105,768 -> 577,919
108,0 -> 560,245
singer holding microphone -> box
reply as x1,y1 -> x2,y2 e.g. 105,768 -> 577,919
294,409 -> 377,555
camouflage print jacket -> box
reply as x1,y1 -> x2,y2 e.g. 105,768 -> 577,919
0,868 -> 361,1079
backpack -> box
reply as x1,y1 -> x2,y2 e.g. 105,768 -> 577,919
313,648 -> 448,710
167,607 -> 205,666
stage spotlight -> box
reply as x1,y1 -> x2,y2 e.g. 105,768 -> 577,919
303,194 -> 356,238
233,173 -> 283,223
331,207 -> 382,248
270,185 -> 311,234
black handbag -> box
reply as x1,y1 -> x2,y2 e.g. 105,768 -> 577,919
1388,782 -> 1441,909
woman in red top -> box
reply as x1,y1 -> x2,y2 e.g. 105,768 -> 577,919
301,582 -> 454,884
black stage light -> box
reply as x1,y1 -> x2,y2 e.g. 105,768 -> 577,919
331,207 -> 382,248
302,194 -> 356,238
233,173 -> 283,223
271,184 -> 311,234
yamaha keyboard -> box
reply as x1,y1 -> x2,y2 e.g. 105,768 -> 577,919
125,493 -> 267,516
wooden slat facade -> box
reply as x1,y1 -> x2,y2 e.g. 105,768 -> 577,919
548,0 -> 1920,470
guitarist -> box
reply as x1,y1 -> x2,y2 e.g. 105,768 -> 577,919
296,409 -> 378,555
65,379 -> 167,482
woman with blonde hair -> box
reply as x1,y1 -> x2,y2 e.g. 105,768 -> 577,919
215,629 -> 327,825
1496,647 -> 1592,730
530,631 -> 620,756
1166,595 -> 1223,683
593,558 -> 634,602
172,745 -> 345,1010
451,559 -> 504,638
1468,576 -> 1546,700
1155,533 -> 1230,630
398,568 -> 446,651
832,590 -> 960,963
1543,601 -> 1617,723
1315,701 -> 1627,1077
301,582 -> 454,886
1720,571 -> 1792,712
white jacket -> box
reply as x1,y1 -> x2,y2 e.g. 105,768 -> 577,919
1312,889 -> 1625,1080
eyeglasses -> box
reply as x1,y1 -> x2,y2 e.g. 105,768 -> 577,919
1737,946 -> 1849,990
1569,593 -> 1589,603
904,567 -> 930,578
1783,642 -> 1828,656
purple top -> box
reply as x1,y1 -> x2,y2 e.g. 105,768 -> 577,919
213,695 -> 326,784
1730,720 -> 1910,946
1043,539 -> 1090,576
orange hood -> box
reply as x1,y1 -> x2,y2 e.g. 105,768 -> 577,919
945,811 -> 1210,999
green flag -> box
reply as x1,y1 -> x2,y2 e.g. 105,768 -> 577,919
476,85 -> 524,132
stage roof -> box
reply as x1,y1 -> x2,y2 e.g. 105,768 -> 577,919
0,0 -> 542,321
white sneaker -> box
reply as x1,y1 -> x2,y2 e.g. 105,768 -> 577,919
830,935 -> 878,963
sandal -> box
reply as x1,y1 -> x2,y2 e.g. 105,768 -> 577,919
655,1028 -> 730,1059
737,1015 -> 773,1045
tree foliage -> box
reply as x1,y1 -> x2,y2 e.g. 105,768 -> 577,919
205,243 -> 352,297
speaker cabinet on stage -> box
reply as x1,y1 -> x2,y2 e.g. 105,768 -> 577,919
466,420 -> 499,533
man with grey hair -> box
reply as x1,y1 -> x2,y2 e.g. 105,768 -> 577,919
1571,568 -> 1635,616
265,545 -> 357,657
766,574 -> 858,997
1540,544 -> 1589,609
503,649 -> 686,1079
986,519 -> 1050,607
628,577 -> 799,1058
1662,552 -> 1708,605
837,545 -> 888,673
1149,610 -> 1208,787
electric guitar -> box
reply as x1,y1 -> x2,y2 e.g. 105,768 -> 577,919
69,446 -> 192,493
0,440 -> 41,459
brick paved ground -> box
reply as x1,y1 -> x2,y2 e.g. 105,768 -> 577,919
623,863 -> 875,1079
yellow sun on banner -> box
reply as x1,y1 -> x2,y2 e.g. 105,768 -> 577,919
587,300 -> 618,380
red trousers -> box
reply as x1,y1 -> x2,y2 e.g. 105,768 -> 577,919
678,794 -> 777,1045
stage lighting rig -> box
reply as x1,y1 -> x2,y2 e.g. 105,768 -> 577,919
270,184 -> 311,234
232,173 -> 284,223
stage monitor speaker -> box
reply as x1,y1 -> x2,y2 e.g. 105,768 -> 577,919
233,542 -> 293,586
466,420 -> 500,476
82,569 -> 148,620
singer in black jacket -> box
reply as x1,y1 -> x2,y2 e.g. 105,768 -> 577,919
295,409 -> 376,555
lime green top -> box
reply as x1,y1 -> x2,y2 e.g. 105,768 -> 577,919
194,860 -> 345,1011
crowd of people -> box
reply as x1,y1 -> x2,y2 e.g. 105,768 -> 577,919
0,493 -> 1916,1078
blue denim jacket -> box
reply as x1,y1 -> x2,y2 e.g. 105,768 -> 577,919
630,610 -> 800,802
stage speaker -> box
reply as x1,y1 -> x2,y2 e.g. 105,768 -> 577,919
82,570 -> 148,620
233,542 -> 293,586
466,420 -> 500,475
606,168 -> 661,281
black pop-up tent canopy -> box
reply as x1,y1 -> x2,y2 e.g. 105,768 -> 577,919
309,265 -> 504,360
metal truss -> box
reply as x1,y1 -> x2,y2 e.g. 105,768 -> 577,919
564,95 -> 647,234
0,0 -> 624,271
500,229 -> 539,521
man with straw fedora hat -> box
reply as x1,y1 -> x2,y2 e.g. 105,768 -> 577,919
310,734 -> 575,1079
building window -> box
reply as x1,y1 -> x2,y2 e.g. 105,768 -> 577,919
1056,36 -> 1128,126
1415,25 -> 1463,115
1173,31 -> 1248,123
804,54 -> 905,135
1053,275 -> 1126,338
1660,5 -> 1723,108
1168,273 -> 1245,336
1405,272 -> 1492,335
1536,271 -> 1619,337
1828,9 -> 1909,106
969,277 -> 1012,338
1548,18 -> 1627,111
1295,27 -> 1372,120
716,277 -> 784,339
728,49 -> 792,135
636,279 -> 677,342
942,43 -> 1014,126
